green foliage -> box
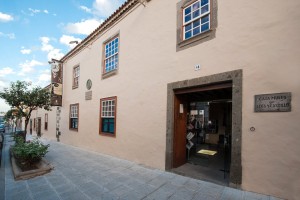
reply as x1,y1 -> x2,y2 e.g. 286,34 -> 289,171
12,138 -> 50,168
0,81 -> 52,134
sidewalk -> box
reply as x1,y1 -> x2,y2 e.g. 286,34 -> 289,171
2,136 -> 282,200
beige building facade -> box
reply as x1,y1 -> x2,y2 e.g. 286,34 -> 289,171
29,0 -> 300,199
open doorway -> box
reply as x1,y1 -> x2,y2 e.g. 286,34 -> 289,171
166,70 -> 243,187
173,85 -> 232,185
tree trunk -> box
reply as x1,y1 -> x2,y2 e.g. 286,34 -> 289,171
24,110 -> 32,140
24,117 -> 29,135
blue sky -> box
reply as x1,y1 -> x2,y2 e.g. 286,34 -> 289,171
0,0 -> 126,112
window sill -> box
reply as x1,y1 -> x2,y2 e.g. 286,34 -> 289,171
69,128 -> 78,132
102,69 -> 118,79
177,29 -> 215,51
99,132 -> 116,138
72,86 -> 79,90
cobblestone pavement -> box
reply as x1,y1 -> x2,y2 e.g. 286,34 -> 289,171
2,136 -> 282,200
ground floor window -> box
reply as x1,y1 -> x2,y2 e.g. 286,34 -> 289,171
70,104 -> 79,130
100,97 -> 116,136
44,113 -> 48,130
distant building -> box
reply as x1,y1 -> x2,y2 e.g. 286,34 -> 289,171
29,0 -> 300,199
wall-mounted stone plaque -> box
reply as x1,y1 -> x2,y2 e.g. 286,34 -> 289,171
85,91 -> 92,100
86,79 -> 92,90
255,92 -> 291,112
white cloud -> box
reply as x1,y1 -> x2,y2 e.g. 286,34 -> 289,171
0,12 -> 13,22
40,37 -> 64,60
40,37 -> 54,52
47,49 -> 64,61
0,98 -> 10,112
27,8 -> 50,16
20,48 -> 31,54
0,80 -> 6,88
93,0 -> 122,17
80,6 -> 92,13
64,18 -> 103,35
28,8 -> 41,16
0,32 -> 15,39
0,67 -> 15,77
18,60 -> 45,76
59,35 -> 82,49
36,70 -> 51,86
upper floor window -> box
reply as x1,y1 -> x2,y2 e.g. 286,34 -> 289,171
103,36 -> 119,74
176,0 -> 217,51
100,97 -> 117,136
183,0 -> 210,40
73,65 -> 80,89
70,104 -> 79,130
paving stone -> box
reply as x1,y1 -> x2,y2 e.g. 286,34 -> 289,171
28,184 -> 54,195
77,181 -> 107,193
220,187 -> 243,200
270,197 -> 282,200
120,191 -> 146,200
168,186 -> 196,200
243,191 -> 270,200
148,177 -> 169,189
145,188 -> 173,200
101,191 -> 120,200
184,179 -> 203,191
52,183 -> 76,194
6,189 -> 33,200
6,181 -> 28,193
122,177 -> 144,188
169,175 -> 190,186
27,176 -> 48,187
197,181 -> 225,199
103,179 -> 123,191
131,183 -> 157,196
3,137 -> 283,200
46,176 -> 69,187
110,185 -> 134,198
31,189 -> 58,200
59,189 -> 88,200
159,182 -> 181,195
61,192 -> 89,200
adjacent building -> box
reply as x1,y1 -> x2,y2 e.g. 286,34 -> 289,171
29,0 -> 300,199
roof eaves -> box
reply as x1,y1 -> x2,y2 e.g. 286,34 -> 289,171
60,0 -> 139,63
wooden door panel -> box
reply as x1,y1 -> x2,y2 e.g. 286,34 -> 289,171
173,95 -> 187,168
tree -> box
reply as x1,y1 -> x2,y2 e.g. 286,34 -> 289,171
0,81 -> 51,136
3,109 -> 23,132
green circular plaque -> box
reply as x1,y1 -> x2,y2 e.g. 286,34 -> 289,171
86,79 -> 92,90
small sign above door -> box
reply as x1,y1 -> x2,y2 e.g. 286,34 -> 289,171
254,92 -> 291,112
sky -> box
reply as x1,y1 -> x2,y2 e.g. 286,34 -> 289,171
0,0 -> 126,112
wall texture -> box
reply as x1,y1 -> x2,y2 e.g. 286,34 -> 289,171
29,0 -> 300,199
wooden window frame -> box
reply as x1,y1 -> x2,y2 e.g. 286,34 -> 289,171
176,0 -> 217,51
44,113 -> 48,130
102,33 -> 120,79
73,65 -> 80,89
99,96 -> 117,137
69,103 -> 79,131
182,0 -> 210,40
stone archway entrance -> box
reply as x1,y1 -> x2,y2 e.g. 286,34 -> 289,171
166,70 -> 242,187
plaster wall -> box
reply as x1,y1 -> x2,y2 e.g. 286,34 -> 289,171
31,0 -> 300,199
